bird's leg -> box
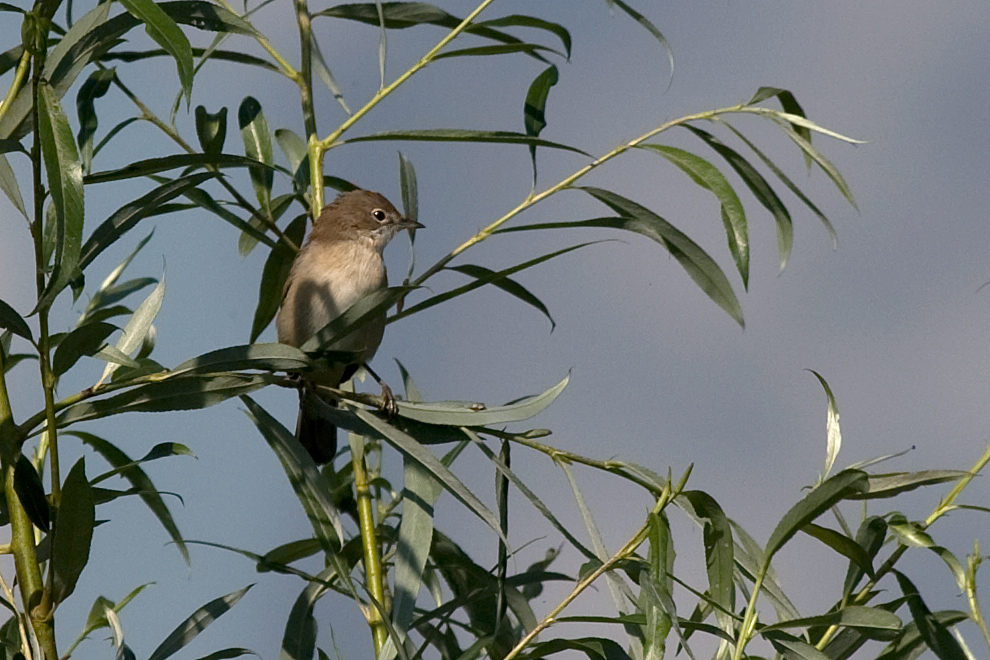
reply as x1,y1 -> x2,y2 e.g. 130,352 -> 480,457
361,363 -> 398,416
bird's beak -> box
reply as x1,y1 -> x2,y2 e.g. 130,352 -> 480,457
396,220 -> 425,231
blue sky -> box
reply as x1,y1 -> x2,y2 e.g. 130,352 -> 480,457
2,1 -> 990,657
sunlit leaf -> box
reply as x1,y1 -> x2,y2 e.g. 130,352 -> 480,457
807,369 -> 841,479
98,274 -> 164,384
848,470 -> 970,500
119,0 -> 194,104
0,153 -> 27,219
678,491 -> 733,630
171,343 -> 311,377
238,96 -> 274,216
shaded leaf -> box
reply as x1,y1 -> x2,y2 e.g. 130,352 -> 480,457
893,571 -> 966,660
393,456 -> 443,634
433,42 -> 562,61
146,585 -> 253,660
53,321 -> 117,376
79,172 -> 216,271
0,153 -> 27,220
679,491 -> 733,629
300,286 -> 414,353
195,106 -> 227,155
170,342 -> 312,377
848,470 -> 970,500
802,523 -> 874,580
608,0 -> 673,84
85,153 -> 279,184
14,456 -> 50,532
250,215 -> 306,342
450,264 -> 556,329
843,516 -> 886,597
52,458 -> 96,604
119,0 -> 194,104
766,470 -> 868,563
238,96 -> 274,216
69,431 -> 189,563
524,64 -> 558,186
75,67 -> 116,173
476,14 -> 571,59
0,298 -> 32,341
340,128 -> 589,156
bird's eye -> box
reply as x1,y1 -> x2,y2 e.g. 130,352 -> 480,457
372,209 -> 387,222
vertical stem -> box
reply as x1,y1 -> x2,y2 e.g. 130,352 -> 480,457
294,0 -> 317,142
353,442 -> 387,652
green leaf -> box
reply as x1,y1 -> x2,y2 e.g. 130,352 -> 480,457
525,637 -> 634,660
475,14 -> 571,59
765,606 -> 902,634
764,631 -> 831,660
848,470 -> 970,500
397,242 -> 598,326
779,123 -> 857,209
42,1 -> 112,99
275,128 -> 308,189
748,86 -> 812,143
52,458 -> 96,604
608,0 -> 673,84
299,286 -> 414,353
0,298 -> 32,341
683,124 -> 793,271
876,610 -> 968,660
119,0 -> 194,105
0,153 -> 27,220
678,491 -> 733,629
240,397 -> 342,555
170,343 -> 311,377
893,571 -> 967,660
79,172 -> 216,271
85,153 -> 280,184
392,456 -> 443,634
843,516 -> 886,597
195,106 -> 227,155
53,321 -> 117,376
888,517 -> 935,548
238,96 -> 274,216
434,43 -> 563,60
36,81 -> 85,312
99,273 -> 164,384
159,1 -> 261,37
807,369 -> 841,479
146,585 -> 253,660
765,470 -> 868,564
280,570 -> 331,660
524,64 -> 558,186
449,264 -> 556,329
802,523 -> 875,581
556,187 -> 744,326
339,128 -> 589,156
76,67 -> 116,173
348,406 -> 507,544
392,372 -> 568,426
309,31 -> 350,115
13,456 -> 49,532
65,583 -> 153,657
57,374 -> 276,427
639,144 -> 748,287
69,431 -> 189,563
250,215 -> 306,343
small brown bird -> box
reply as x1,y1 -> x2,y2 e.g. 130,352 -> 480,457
277,190 -> 422,463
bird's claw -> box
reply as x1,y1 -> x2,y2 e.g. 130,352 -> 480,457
380,382 -> 398,417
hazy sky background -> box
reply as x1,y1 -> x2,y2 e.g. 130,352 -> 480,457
2,1 -> 990,658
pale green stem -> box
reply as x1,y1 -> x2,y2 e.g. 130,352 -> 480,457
0,49 -> 30,128
352,443 -> 388,652
309,0 -> 497,216
213,0 -> 301,81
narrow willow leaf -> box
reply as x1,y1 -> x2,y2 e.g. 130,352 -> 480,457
36,81 -> 85,312
57,374 -> 275,428
392,456 -> 443,634
171,343 -> 311,376
79,172 -> 216,271
397,242 -> 598,324
928,545 -> 966,592
146,585 -> 253,660
848,470 -> 970,500
642,511 -> 675,660
14,456 -> 50,532
678,491 -> 733,629
275,128 -> 308,189
119,0 -> 194,104
238,193 -> 294,257
575,187 -> 744,326
238,96 -> 274,216
800,523 -> 874,580
392,373 -> 568,426
281,571 -> 332,660
0,154 -> 27,219
779,124 -> 858,209
80,230 -> 155,324
52,458 -> 96,604
843,516 -> 886,598
309,32 -> 350,115
160,1 -> 261,37
748,87 -> 812,145
0,298 -> 32,341
476,15 -> 572,59
241,396 -> 342,554
433,43 -> 562,60
525,638 -> 634,660
250,215 -> 305,342
99,274 -> 164,384
340,128 -> 589,156
68,431 -> 190,563
76,67 -> 116,173
765,470 -> 868,564
42,1 -> 112,98
450,264 -> 556,329
608,0 -> 673,84
875,610 -> 968,660
894,571 -> 967,660
764,631 -> 831,660
683,124 -> 793,271
524,64 -> 558,186
641,144 -> 748,286
178,184 -> 276,251
300,286 -> 414,353
807,369 -> 841,479
190,648 -> 255,660
719,120 -> 838,248
888,517 -> 935,548
194,106 -> 227,154
85,153 -> 280,184
349,407 -> 506,543
65,583 -> 153,656
53,321 -> 117,376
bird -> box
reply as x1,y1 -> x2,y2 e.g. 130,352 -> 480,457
276,189 -> 422,463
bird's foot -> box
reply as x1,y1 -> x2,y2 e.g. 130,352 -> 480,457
379,382 -> 398,417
